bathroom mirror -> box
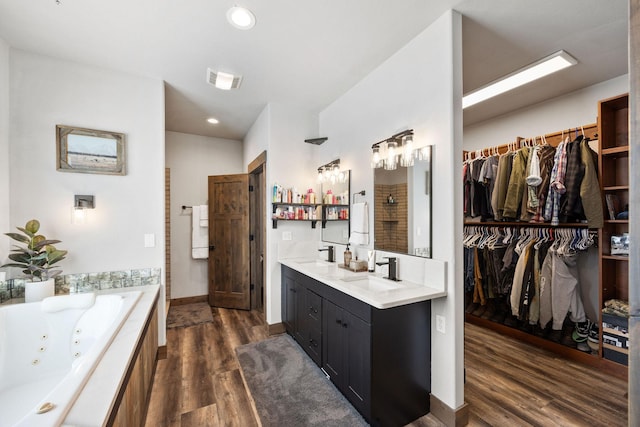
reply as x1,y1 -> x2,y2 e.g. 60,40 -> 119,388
321,170 -> 351,245
56,125 -> 126,175
374,146 -> 432,258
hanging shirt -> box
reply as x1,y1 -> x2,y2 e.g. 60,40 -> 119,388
544,140 -> 568,225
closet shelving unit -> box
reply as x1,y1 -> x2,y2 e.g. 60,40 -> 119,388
463,117 -> 627,379
597,93 -> 629,369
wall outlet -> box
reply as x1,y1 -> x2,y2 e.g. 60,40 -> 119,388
436,315 -> 445,334
282,231 -> 292,241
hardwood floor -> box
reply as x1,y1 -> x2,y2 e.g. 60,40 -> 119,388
145,306 -> 628,427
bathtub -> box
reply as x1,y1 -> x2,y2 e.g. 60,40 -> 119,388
0,290 -> 143,427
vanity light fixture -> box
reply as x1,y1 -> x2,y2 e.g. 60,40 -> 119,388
226,6 -> 256,30
462,50 -> 577,109
72,195 -> 94,224
317,159 -> 347,184
206,68 -> 242,90
371,129 -> 415,170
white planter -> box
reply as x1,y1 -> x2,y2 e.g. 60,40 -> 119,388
25,279 -> 55,303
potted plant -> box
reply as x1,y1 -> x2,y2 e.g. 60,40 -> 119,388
2,219 -> 67,302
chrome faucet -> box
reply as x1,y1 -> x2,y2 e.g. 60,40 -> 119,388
376,257 -> 399,281
318,245 -> 335,263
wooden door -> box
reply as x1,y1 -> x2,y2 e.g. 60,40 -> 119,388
208,174 -> 250,309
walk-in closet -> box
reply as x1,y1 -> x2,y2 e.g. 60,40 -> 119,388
463,93 -> 629,380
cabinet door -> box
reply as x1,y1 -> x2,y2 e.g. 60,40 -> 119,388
344,311 -> 371,417
293,283 -> 307,343
305,290 -> 323,366
282,273 -> 297,334
322,300 -> 345,388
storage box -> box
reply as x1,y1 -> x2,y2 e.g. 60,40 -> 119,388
602,313 -> 629,366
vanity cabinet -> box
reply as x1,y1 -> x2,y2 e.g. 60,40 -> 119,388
281,264 -> 431,427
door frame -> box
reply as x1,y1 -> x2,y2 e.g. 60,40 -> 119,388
248,151 -> 267,317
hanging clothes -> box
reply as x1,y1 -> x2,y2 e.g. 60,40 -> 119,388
544,139 -> 568,225
492,152 -> 513,221
579,140 -> 604,228
503,147 -> 530,219
560,136 -> 586,223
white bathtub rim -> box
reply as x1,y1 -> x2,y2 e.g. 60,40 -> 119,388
10,290 -> 143,427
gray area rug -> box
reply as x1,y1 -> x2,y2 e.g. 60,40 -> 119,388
166,302 -> 213,328
236,334 -> 368,427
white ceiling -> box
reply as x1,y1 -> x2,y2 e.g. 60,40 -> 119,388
0,0 -> 628,141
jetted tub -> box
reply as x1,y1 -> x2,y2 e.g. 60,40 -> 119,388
0,291 -> 142,427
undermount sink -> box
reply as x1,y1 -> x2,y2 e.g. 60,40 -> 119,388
297,259 -> 333,267
341,276 -> 405,292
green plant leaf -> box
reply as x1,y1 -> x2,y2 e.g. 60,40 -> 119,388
25,219 -> 40,234
16,226 -> 34,238
33,239 -> 62,251
47,250 -> 67,265
5,232 -> 30,243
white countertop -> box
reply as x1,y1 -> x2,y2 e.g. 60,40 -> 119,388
280,258 -> 446,309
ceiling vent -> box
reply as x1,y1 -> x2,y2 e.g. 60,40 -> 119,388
304,137 -> 328,145
207,68 -> 242,90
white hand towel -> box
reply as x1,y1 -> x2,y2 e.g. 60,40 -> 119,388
199,205 -> 209,227
192,205 -> 209,259
349,202 -> 369,246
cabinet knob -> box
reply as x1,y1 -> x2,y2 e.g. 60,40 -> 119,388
342,323 -> 348,328
336,319 -> 342,325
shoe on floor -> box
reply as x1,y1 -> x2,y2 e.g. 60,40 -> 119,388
572,321 -> 590,343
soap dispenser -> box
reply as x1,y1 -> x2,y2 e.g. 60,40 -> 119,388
344,245 -> 352,268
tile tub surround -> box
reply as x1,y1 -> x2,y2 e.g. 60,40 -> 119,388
0,268 -> 162,304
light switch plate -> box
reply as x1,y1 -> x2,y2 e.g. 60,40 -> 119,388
144,233 -> 155,248
436,315 -> 445,334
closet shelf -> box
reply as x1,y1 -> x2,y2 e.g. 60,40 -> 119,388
604,219 -> 629,224
603,185 -> 629,191
601,146 -> 629,156
602,254 -> 629,261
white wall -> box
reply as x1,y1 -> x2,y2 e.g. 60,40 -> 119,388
464,74 -> 629,151
8,50 -> 167,344
317,10 -> 464,410
0,39 -> 9,265
165,131 -> 244,299
263,103 -> 320,324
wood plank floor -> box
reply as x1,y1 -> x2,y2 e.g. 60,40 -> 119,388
145,307 -> 628,427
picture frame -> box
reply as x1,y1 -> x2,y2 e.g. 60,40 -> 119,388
56,125 -> 126,175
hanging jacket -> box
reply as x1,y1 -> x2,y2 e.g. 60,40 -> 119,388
530,145 -> 556,222
493,153 -> 513,221
579,140 -> 604,228
503,147 -> 530,219
560,136 -> 586,222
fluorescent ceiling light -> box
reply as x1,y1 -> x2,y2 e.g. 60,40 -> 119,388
207,117 -> 219,124
462,50 -> 577,109
227,6 -> 256,30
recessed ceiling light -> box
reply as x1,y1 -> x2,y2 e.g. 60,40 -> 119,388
207,117 -> 219,124
462,50 -> 577,109
227,6 -> 256,30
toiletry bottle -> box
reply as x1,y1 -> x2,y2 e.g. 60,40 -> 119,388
344,245 -> 352,267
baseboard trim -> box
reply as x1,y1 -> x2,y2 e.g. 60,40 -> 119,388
429,394 -> 468,427
157,345 -> 167,360
170,295 -> 208,306
268,322 -> 285,335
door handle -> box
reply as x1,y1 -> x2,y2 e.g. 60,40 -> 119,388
209,245 -> 215,251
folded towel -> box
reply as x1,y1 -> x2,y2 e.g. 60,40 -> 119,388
192,205 -> 209,259
199,205 -> 209,227
41,292 -> 97,313
349,202 -> 369,246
